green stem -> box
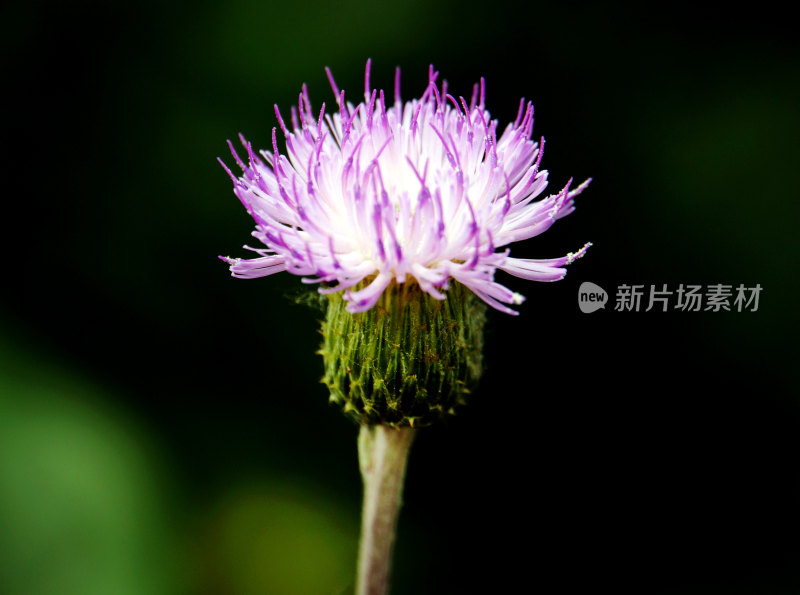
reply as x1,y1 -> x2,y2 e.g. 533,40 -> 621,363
356,424 -> 416,595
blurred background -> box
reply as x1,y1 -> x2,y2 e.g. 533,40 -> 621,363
1,1 -> 798,593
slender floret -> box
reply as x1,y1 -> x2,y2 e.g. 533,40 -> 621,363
220,61 -> 591,314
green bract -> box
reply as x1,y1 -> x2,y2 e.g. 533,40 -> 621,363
319,281 -> 486,427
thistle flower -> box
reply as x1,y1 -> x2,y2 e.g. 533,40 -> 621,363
220,63 -> 592,594
220,60 -> 590,316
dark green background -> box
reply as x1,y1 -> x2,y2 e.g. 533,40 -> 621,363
2,1 -> 798,593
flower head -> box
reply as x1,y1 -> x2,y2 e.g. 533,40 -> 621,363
220,60 -> 590,315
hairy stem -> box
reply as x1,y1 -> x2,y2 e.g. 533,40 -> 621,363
356,424 -> 416,595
